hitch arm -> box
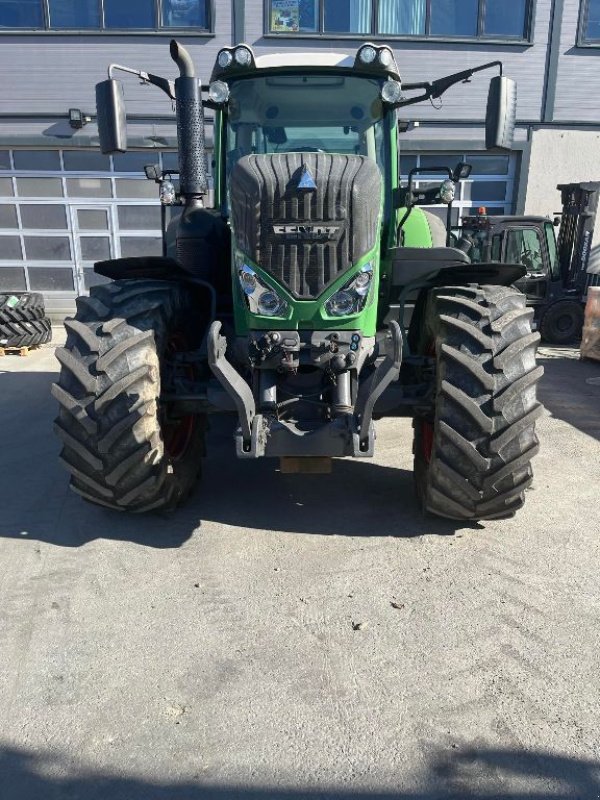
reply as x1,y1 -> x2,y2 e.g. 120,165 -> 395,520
355,321 -> 403,448
207,321 -> 255,444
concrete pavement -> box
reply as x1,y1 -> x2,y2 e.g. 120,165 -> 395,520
0,337 -> 599,799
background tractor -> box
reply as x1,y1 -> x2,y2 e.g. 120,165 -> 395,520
53,40 -> 544,521
457,183 -> 600,344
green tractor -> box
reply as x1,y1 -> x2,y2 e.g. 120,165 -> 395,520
53,41 -> 543,521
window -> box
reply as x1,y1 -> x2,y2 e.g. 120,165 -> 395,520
161,0 -> 208,28
544,222 -> 561,280
491,234 -> 502,261
225,75 -> 387,176
399,152 -> 516,224
0,0 -> 210,31
48,0 -> 100,28
28,267 -> 74,291
580,0 -> 600,43
269,0 -> 531,39
24,237 -> 71,261
13,151 -> 61,171
0,267 -> 26,290
104,0 -> 154,29
505,228 -> 544,273
63,150 -> 111,171
20,205 -> 68,229
0,0 -> 43,28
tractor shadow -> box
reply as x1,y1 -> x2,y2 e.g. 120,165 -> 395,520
0,366 -> 472,548
1,742 -> 600,800
194,416 -> 474,539
536,345 -> 600,442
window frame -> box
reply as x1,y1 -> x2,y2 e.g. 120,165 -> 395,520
265,0 -> 535,44
0,0 -> 215,35
578,0 -> 600,45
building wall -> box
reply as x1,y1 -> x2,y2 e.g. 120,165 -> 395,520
523,127 -> 600,273
553,0 -> 600,123
1,0 -> 600,312
246,0 -> 553,124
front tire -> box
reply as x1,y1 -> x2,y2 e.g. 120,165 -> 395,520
413,285 -> 544,521
53,279 -> 205,513
540,300 -> 584,344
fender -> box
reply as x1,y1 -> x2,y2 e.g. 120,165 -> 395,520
94,256 -> 195,282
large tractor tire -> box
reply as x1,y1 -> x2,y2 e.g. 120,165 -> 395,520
0,291 -> 45,318
539,300 -> 584,344
53,279 -> 206,513
0,291 -> 52,348
413,285 -> 544,521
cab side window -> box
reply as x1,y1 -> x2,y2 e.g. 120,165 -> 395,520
505,228 -> 544,273
544,221 -> 561,280
491,234 -> 502,262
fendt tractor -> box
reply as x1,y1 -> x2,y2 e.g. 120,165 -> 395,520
457,182 -> 600,344
53,40 -> 544,521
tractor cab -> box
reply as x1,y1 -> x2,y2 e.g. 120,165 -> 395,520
460,212 -> 560,294
458,184 -> 600,342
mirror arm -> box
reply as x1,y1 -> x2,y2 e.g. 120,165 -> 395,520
395,60 -> 503,108
108,63 -> 176,100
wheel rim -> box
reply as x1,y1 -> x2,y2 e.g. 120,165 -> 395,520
161,333 -> 196,462
556,313 -> 575,334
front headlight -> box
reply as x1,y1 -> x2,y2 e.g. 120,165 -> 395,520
326,264 -> 374,317
238,264 -> 289,317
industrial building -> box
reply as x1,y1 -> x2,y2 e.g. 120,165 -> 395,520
0,0 -> 599,315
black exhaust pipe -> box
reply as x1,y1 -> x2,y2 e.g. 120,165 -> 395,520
170,39 -> 208,206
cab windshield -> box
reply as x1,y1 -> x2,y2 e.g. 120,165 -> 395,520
225,73 -> 387,174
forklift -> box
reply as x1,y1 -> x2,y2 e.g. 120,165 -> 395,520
458,182 -> 600,344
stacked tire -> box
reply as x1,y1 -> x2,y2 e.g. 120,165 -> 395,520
0,292 -> 52,348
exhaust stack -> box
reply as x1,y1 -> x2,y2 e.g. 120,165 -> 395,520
170,39 -> 208,206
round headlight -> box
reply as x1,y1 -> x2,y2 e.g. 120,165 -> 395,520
354,269 -> 372,295
381,80 -> 403,104
217,49 -> 233,68
439,179 -> 456,205
239,266 -> 257,295
257,291 -> 284,316
234,46 -> 252,66
159,179 -> 176,205
327,290 -> 355,316
209,80 -> 230,104
378,48 -> 393,67
359,45 -> 377,64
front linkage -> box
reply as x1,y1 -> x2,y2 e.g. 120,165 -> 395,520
208,320 -> 403,459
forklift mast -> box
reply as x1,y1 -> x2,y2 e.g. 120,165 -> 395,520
556,182 -> 600,293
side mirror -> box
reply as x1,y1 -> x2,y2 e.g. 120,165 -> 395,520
95,79 -> 127,154
452,162 -> 472,182
144,164 -> 161,182
486,76 -> 517,151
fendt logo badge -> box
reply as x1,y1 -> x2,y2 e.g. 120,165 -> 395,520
273,225 -> 340,241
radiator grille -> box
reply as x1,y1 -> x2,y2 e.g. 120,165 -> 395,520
230,153 -> 382,299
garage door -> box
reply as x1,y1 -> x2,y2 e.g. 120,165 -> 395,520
400,151 -> 518,225
0,148 -> 185,315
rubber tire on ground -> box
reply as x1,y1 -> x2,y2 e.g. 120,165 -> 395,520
0,291 -> 45,316
413,285 -> 544,521
539,300 -> 584,344
0,291 -> 47,344
52,279 -> 206,513
0,316 -> 52,348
